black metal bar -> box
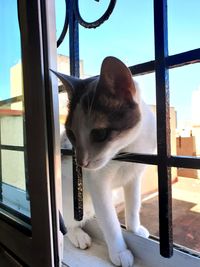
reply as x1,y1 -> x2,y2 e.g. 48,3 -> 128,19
129,61 -> 155,76
68,0 -> 80,77
22,116 -> 29,201
68,0 -> 83,221
72,152 -> 83,221
57,0 -> 69,48
154,0 -> 173,258
73,0 -> 116,29
168,156 -> 200,169
61,148 -> 73,156
57,0 -> 116,47
0,96 -> 23,106
129,48 -> 200,77
114,153 -> 158,165
62,148 -> 200,169
166,48 -> 200,69
0,145 -> 24,152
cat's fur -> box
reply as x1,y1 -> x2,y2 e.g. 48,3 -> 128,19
55,57 -> 156,267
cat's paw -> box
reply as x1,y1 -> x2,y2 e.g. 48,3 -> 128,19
109,248 -> 134,267
67,227 -> 92,249
134,225 -> 149,238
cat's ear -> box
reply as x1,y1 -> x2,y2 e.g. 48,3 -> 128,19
50,70 -> 79,99
98,56 -> 136,100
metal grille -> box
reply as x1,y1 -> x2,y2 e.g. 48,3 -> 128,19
59,0 -> 200,258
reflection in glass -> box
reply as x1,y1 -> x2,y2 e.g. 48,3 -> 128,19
0,1 -> 30,218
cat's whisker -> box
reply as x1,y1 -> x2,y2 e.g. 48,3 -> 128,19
88,89 -> 96,116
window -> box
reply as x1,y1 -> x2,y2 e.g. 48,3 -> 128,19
0,1 -> 62,266
0,3 -> 30,221
56,0 -> 200,266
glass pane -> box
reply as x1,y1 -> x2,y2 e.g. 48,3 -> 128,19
0,1 -> 30,218
168,0 -> 200,55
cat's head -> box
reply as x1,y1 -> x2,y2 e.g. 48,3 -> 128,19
53,56 -> 142,170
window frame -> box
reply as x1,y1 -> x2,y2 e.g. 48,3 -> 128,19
0,1 -> 62,266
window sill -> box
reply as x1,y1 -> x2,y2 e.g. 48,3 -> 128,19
62,219 -> 200,267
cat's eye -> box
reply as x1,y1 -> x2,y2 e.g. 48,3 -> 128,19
90,128 -> 111,143
67,129 -> 76,145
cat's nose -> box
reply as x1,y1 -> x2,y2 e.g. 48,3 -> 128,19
78,160 -> 89,168
75,148 -> 89,167
76,157 -> 89,168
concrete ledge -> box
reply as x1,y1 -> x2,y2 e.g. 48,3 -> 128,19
63,219 -> 200,267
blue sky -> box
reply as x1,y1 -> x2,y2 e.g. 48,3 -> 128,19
56,0 -> 200,126
1,0 -> 200,127
0,0 -> 21,100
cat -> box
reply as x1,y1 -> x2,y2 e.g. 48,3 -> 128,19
54,56 -> 156,267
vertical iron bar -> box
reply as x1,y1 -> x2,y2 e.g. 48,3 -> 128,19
22,109 -> 30,201
18,0 -> 29,203
154,0 -> 173,257
68,0 -> 80,77
68,0 -> 83,221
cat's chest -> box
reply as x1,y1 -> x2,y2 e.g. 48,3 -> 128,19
83,161 -> 138,189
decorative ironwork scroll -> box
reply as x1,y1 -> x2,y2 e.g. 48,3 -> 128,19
57,0 -> 116,47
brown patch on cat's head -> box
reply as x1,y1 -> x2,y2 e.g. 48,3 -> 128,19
81,90 -> 140,135
81,56 -> 141,134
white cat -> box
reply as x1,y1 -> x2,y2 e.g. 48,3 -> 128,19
55,56 -> 156,267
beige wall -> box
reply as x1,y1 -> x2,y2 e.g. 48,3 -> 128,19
10,60 -> 23,98
192,126 -> 200,156
176,135 -> 199,179
10,55 -> 85,99
1,116 -> 26,190
56,54 -> 85,78
10,61 -> 23,110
